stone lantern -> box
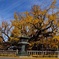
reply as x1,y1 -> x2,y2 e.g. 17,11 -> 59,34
18,37 -> 29,56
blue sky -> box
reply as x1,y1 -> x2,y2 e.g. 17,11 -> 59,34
0,0 -> 59,23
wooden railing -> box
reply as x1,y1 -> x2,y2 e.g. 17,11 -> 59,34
27,50 -> 59,57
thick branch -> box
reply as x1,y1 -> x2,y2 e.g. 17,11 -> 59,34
2,32 -> 10,41
0,36 -> 5,42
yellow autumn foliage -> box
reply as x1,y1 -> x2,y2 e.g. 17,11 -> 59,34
53,35 -> 59,40
12,27 -> 21,37
11,0 -> 59,51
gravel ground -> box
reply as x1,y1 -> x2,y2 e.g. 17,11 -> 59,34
0,56 -> 59,59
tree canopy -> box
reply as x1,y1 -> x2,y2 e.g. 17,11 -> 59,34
0,0 -> 59,50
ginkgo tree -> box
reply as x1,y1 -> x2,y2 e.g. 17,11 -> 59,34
0,21 -> 13,42
6,0 -> 59,50
0,21 -> 13,50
